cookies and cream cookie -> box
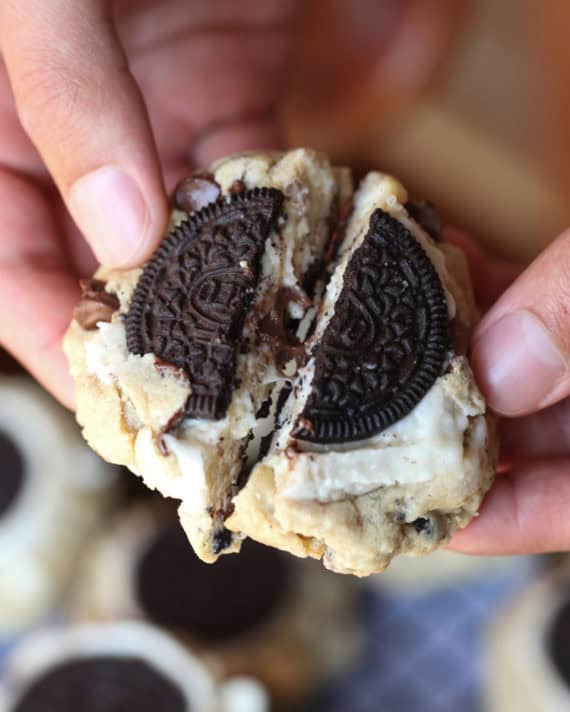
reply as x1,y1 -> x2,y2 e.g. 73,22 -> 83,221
64,148 -> 496,576
71,502 -> 362,704
0,622 -> 268,712
0,377 -> 117,634
486,564 -> 570,712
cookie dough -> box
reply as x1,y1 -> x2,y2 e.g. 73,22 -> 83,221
64,148 -> 496,576
0,377 -> 117,634
0,622 -> 268,712
71,502 -> 362,703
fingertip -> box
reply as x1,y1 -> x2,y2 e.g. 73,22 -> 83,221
191,114 -> 283,168
68,165 -> 168,269
449,459 -> 570,556
471,309 -> 568,417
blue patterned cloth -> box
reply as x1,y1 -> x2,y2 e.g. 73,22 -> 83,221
312,563 -> 536,712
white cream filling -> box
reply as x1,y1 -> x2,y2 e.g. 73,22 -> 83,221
274,357 -> 486,502
84,320 -> 129,386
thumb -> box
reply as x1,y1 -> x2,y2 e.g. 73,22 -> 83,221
471,228 -> 570,416
0,0 -> 167,268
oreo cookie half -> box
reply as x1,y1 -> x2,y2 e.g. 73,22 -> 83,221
13,657 -> 186,712
0,430 -> 24,518
126,188 -> 283,420
294,208 -> 449,444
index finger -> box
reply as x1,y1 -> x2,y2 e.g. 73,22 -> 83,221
0,168 -> 77,408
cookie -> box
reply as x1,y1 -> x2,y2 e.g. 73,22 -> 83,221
0,622 -> 268,712
71,503 -> 362,704
0,377 -> 117,634
64,148 -> 496,576
485,563 -> 570,712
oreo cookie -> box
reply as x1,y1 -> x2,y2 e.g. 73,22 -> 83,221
136,523 -> 288,641
126,188 -> 283,420
0,430 -> 24,518
294,208 -> 449,444
549,597 -> 570,687
13,657 -> 186,712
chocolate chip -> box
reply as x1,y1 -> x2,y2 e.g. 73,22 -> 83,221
74,279 -> 119,330
0,430 -> 24,518
412,517 -> 432,535
257,431 -> 274,462
136,525 -> 289,642
229,178 -> 246,195
405,200 -> 442,242
13,657 -> 186,712
212,527 -> 233,554
126,188 -> 284,420
550,598 -> 570,687
295,208 -> 449,444
255,398 -> 272,420
173,173 -> 221,213
258,286 -> 309,376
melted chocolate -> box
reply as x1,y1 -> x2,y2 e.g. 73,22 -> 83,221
0,430 -> 24,518
229,179 -> 246,195
136,524 -> 289,641
13,657 -> 186,712
174,173 -> 221,213
258,287 -> 309,375
74,280 -> 119,331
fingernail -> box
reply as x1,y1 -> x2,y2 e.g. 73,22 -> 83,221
471,309 -> 567,415
68,166 -> 149,267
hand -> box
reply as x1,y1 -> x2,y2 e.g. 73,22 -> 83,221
448,227 -> 570,556
0,0 -> 299,407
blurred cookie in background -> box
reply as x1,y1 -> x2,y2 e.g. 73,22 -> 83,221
0,376 -> 117,637
71,502 -> 363,708
485,556 -> 570,712
0,621 -> 268,712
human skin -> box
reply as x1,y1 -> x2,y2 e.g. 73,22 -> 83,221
0,0 -> 301,407
0,0 -> 568,558
448,227 -> 570,557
